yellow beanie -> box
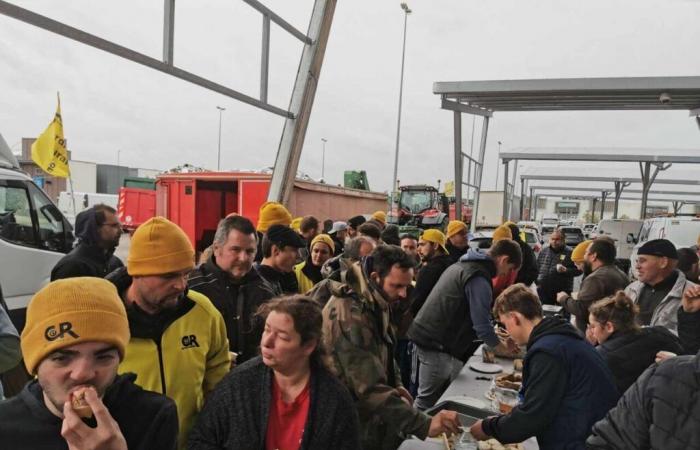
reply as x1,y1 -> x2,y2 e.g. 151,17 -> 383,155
311,233 -> 335,254
447,220 -> 468,238
290,217 -> 303,232
257,201 -> 293,232
572,240 -> 593,263
128,217 -> 194,276
21,278 -> 130,375
492,224 -> 513,243
421,229 -> 449,254
371,210 -> 387,225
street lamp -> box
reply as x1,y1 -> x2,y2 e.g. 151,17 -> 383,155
321,138 -> 328,181
216,106 -> 226,171
390,2 -> 412,212
494,141 -> 502,190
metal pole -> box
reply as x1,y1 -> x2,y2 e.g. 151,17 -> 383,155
163,0 -> 175,65
600,191 -> 608,221
519,177 -> 526,220
390,3 -> 411,210
453,111 -> 463,222
502,160 -> 509,222
533,195 -> 539,221
529,186 -> 534,221
508,159 -> 518,220
260,14 -> 270,102
592,198 -> 598,222
321,137 -> 327,180
216,106 -> 225,171
494,141 -> 502,190
471,116 -> 490,232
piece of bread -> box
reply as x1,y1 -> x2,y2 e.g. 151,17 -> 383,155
71,387 -> 94,419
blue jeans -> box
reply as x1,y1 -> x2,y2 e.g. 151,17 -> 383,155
414,346 -> 464,410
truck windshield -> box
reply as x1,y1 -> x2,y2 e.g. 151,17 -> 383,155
400,191 -> 435,213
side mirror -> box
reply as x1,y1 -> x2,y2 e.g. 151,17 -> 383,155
626,233 -> 636,244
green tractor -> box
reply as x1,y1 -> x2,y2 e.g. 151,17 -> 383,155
390,185 -> 450,237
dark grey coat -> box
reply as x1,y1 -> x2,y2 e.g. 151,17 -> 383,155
586,350 -> 700,449
187,357 -> 360,450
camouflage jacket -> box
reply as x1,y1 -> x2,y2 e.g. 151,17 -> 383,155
321,262 -> 431,450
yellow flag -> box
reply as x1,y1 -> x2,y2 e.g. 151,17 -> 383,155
31,93 -> 70,178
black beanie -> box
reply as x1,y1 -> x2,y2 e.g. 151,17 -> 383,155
637,239 -> 678,260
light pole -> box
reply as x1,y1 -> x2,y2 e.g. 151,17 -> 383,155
321,138 -> 327,181
390,2 -> 411,211
216,106 -> 226,171
494,141 -> 502,190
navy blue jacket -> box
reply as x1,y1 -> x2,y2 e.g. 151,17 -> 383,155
483,317 -> 619,450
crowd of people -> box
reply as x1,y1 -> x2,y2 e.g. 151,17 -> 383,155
0,201 -> 699,449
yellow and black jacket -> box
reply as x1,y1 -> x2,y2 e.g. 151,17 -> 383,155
107,267 -> 230,449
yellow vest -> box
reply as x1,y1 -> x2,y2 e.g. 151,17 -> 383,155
119,290 -> 230,449
294,261 -> 316,294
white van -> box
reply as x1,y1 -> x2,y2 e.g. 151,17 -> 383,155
0,134 -> 74,331
595,219 -> 644,274
58,191 -> 118,226
629,216 -> 700,279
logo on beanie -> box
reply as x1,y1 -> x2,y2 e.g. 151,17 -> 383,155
44,322 -> 80,341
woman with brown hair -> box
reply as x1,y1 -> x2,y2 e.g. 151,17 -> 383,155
188,295 -> 359,450
589,291 -> 683,394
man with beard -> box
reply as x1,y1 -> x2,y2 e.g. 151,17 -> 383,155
188,215 -> 276,363
322,245 -> 462,450
0,277 -> 178,450
106,217 -> 230,448
51,204 -> 123,280
557,238 -> 630,334
536,228 -> 581,305
410,229 -> 453,316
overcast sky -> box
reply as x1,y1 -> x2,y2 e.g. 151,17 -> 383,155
1,0 -> 699,195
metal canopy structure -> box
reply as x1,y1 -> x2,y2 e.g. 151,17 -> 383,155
0,0 -> 338,205
434,76 -> 700,230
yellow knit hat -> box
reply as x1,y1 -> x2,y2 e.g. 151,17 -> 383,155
447,220 -> 468,238
290,217 -> 303,232
127,217 -> 195,276
21,277 -> 130,375
421,229 -> 449,254
572,240 -> 593,263
311,233 -> 335,254
371,210 -> 387,225
257,202 -> 293,232
492,224 -> 513,243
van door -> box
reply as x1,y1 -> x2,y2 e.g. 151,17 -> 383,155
0,179 -> 73,331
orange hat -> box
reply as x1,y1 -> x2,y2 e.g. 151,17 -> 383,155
447,220 -> 468,238
257,202 -> 293,232
371,210 -> 387,225
311,233 -> 335,254
21,278 -> 129,375
128,217 -> 195,276
572,240 -> 593,263
492,224 -> 513,243
421,229 -> 449,254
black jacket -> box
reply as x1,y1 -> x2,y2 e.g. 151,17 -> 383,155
507,225 -> 538,286
596,326 -> 683,394
587,350 -> 700,449
678,307 -> 700,355
536,245 -> 581,304
188,256 -> 276,362
0,374 -> 178,450
410,253 -> 453,316
483,317 -> 619,450
51,243 -> 123,280
255,263 -> 299,296
187,357 -> 360,450
445,241 -> 468,264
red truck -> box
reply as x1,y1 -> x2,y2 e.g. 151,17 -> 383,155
155,172 -> 387,253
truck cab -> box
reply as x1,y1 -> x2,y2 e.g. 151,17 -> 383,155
0,135 -> 73,331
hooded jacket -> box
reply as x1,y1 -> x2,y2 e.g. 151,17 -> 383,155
410,253 -> 453,316
188,255 -> 275,363
596,326 -> 683,393
321,260 -> 431,450
187,357 -> 360,450
51,208 -> 123,281
107,267 -> 230,449
624,269 -> 695,334
587,350 -> 700,449
507,224 -> 539,286
0,374 -> 178,450
482,317 -> 619,450
407,249 -> 500,361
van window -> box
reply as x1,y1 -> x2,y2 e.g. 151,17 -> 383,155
0,185 -> 36,246
26,183 -> 70,252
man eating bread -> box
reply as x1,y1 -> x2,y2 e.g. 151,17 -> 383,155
0,277 -> 178,450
